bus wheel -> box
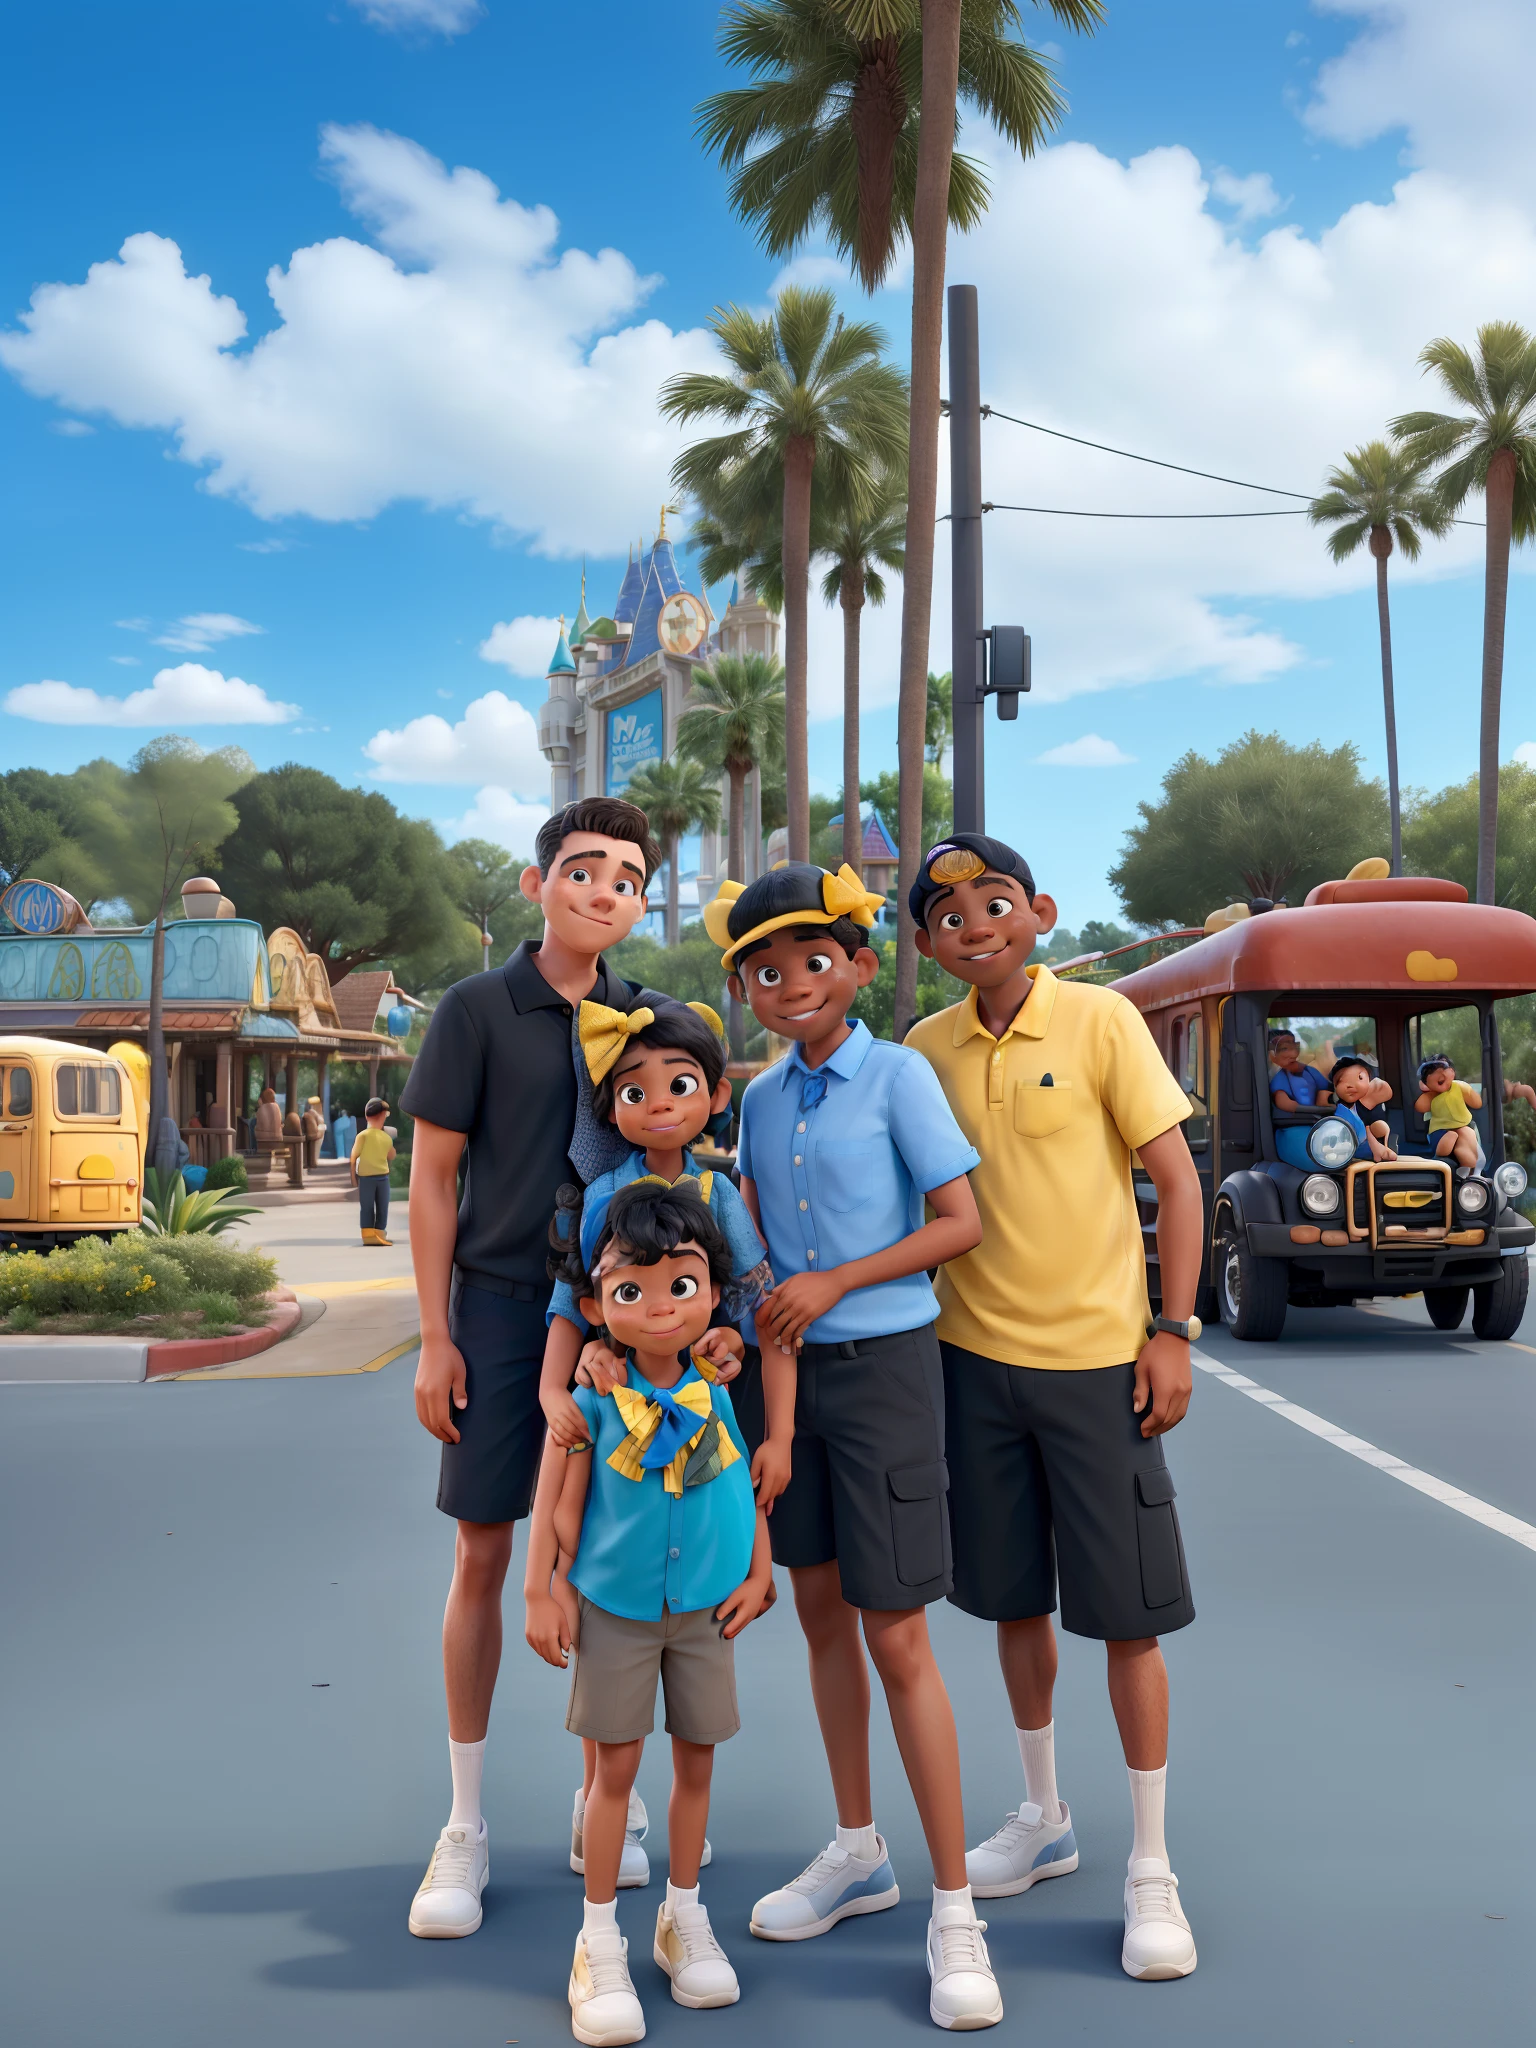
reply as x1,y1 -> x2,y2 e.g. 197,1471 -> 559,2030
1216,1223 -> 1288,1342
1424,1287 -> 1469,1331
1471,1257 -> 1530,1342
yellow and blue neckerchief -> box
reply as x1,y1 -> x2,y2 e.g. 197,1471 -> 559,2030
604,1355 -> 743,1497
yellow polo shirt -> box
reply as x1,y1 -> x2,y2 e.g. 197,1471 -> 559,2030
906,964 -> 1190,1370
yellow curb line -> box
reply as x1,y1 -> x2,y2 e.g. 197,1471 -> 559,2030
170,1333 -> 422,1382
285,1277 -> 417,1298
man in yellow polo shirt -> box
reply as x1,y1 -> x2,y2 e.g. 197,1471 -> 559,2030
907,834 -> 1205,1983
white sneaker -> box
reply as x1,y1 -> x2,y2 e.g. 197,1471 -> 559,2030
965,1800 -> 1079,1897
1121,1858 -> 1197,1979
653,1899 -> 740,2008
927,1903 -> 1004,2030
570,1789 -> 649,1888
750,1835 -> 899,1939
407,1820 -> 488,1938
569,1926 -> 646,2045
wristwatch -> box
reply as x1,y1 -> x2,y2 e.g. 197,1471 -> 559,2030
1146,1314 -> 1202,1342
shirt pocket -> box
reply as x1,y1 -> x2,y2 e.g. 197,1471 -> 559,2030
815,1139 -> 885,1212
1013,1077 -> 1072,1138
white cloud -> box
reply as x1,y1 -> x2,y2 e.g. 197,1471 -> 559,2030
51,417 -> 93,436
438,784 -> 550,857
1307,1 -> 1536,186
1035,735 -> 1136,767
364,689 -> 545,790
4,662 -> 300,727
108,655 -> 141,666
1209,169 -> 1283,223
153,611 -> 264,653
238,537 -> 293,554
769,254 -> 852,297
348,0 -> 482,34
0,124 -> 717,556
115,616 -> 150,632
436,687 -> 454,699
1514,742 -> 1536,769
479,614 -> 564,676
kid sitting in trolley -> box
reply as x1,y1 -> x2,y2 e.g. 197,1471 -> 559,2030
525,1179 -> 774,2045
1415,1055 -> 1483,1171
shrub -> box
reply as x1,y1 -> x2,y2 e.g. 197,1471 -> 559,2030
0,1235 -> 190,1321
153,1235 -> 276,1301
183,1289 -> 247,1332
204,1153 -> 249,1193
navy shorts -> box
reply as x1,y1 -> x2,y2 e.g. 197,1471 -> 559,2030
436,1281 -> 548,1525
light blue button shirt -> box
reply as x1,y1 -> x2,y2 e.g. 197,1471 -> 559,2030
736,1020 -> 980,1344
570,1367 -> 757,1621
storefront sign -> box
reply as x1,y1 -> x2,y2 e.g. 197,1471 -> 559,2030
606,689 -> 664,796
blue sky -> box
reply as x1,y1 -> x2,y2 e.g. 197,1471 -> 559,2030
5,0 -> 1535,930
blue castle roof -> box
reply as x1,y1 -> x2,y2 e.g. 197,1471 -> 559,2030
548,623 -> 576,675
621,537 -> 688,669
613,547 -> 644,626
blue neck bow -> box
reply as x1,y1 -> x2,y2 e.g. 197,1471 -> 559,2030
799,1068 -> 830,1115
637,1372 -> 703,1470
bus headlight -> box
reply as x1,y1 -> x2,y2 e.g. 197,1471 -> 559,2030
1457,1178 -> 1490,1215
1300,1174 -> 1342,1216
1494,1160 -> 1528,1200
1307,1117 -> 1357,1171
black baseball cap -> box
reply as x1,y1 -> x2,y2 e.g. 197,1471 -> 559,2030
909,833 -> 1036,926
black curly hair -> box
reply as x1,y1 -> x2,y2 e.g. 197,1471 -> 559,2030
592,1003 -> 726,1126
547,1178 -> 732,1315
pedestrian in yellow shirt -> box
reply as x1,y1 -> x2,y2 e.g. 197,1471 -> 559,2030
351,1097 -> 396,1246
907,833 -> 1205,1984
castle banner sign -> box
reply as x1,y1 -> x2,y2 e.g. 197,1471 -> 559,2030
605,688 -> 663,797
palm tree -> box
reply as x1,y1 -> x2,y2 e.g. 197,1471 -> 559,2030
624,758 -> 723,948
676,653 -> 787,885
701,1 -> 1100,1030
1308,442 -> 1449,877
821,474 -> 906,866
1393,321 -> 1536,903
661,287 -> 907,865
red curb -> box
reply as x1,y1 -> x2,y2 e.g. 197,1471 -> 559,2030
145,1289 -> 303,1378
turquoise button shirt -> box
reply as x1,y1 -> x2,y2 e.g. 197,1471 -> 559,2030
570,1366 -> 757,1622
736,1020 -> 981,1344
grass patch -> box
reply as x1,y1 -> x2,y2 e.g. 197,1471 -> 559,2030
0,1232 -> 278,1339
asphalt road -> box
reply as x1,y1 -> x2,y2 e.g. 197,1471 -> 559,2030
2,1252 -> 1532,2048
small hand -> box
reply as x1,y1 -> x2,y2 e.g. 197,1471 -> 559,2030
694,1324 -> 745,1380
716,1567 -> 776,1639
524,1592 -> 573,1668
750,1436 -> 793,1513
574,1338 -> 628,1395
540,1385 -> 590,1452
1132,1331 -> 1192,1439
414,1333 -> 468,1444
757,1271 -> 845,1351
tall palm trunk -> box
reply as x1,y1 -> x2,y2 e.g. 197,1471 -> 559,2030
147,905 -> 169,1170
1478,447 -> 1516,903
727,761 -> 747,1059
663,827 -> 680,949
841,567 -> 865,870
782,437 -> 815,864
1370,527 -> 1402,877
894,0 -> 963,1040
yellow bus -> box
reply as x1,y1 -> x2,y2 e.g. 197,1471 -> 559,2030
0,1036 -> 144,1251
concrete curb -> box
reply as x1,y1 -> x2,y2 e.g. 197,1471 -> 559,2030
144,1294 -> 303,1378
0,1288 -> 303,1384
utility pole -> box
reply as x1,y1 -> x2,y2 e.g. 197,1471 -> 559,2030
948,283 -> 985,834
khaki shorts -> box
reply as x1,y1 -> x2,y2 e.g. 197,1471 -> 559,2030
565,1592 -> 740,1746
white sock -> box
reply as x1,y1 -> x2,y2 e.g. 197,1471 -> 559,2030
666,1880 -> 700,1916
837,1821 -> 879,1861
582,1896 -> 619,1936
932,1883 -> 976,1918
447,1737 -> 485,1831
1016,1721 -> 1062,1824
1128,1764 -> 1168,1867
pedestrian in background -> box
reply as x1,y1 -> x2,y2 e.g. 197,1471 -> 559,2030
352,1096 -> 396,1246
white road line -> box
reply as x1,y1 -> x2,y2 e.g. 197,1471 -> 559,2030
1190,1346 -> 1536,1554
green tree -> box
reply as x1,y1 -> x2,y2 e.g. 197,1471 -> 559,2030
860,762 -> 950,852
1109,730 -> 1390,930
1404,762 -> 1536,914
75,739 -> 250,1169
822,472 -> 906,866
218,765 -> 458,983
662,286 -> 907,863
447,838 -> 523,973
625,757 -> 724,948
1392,321 -> 1536,903
1309,440 -> 1450,877
924,669 -> 952,769
676,654 -> 787,883
0,767 -> 109,909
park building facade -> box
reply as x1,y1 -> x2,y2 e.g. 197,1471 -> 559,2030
536,521 -> 782,920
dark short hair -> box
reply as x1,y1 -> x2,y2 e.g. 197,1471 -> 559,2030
909,833 -> 1036,927
593,1003 -> 726,1124
364,1097 -> 388,1116
1268,1029 -> 1299,1048
1330,1055 -> 1375,1085
735,917 -> 865,971
535,797 -> 661,885
1418,1054 -> 1456,1085
547,1178 -> 731,1307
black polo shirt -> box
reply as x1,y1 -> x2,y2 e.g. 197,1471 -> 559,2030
400,940 -> 646,1293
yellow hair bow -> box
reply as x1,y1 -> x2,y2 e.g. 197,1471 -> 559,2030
578,1000 -> 655,1085
822,862 -> 887,928
688,1001 -> 726,1041
702,879 -> 745,950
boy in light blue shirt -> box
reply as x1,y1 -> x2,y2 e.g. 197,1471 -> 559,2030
703,862 -> 1006,2033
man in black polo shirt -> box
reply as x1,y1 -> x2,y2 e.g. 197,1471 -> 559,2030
400,796 -> 661,1939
